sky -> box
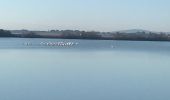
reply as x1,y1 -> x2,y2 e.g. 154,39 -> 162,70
0,0 -> 170,32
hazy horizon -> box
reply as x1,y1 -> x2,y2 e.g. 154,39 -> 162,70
7,29 -> 170,33
0,0 -> 170,32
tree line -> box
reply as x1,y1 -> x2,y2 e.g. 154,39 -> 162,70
0,29 -> 170,41
0,29 -> 15,37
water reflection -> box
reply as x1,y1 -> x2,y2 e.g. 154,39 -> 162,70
0,39 -> 170,100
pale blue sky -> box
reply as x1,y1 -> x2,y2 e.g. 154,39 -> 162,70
0,0 -> 170,32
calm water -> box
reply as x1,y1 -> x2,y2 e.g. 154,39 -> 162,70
0,38 -> 170,100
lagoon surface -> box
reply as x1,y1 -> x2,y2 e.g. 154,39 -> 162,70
0,38 -> 170,100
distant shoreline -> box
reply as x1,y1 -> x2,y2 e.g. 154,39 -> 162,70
0,29 -> 170,41
1,36 -> 170,42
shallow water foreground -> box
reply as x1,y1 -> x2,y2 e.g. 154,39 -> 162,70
0,38 -> 170,100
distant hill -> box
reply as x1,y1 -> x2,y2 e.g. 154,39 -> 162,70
114,29 -> 159,34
